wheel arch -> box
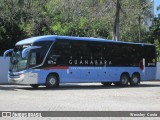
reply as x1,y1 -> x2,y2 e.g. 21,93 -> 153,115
121,72 -> 130,78
46,72 -> 60,82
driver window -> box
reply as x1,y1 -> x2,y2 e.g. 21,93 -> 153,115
30,52 -> 37,66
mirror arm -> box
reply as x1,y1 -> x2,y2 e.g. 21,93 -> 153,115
22,46 -> 41,58
3,49 -> 14,59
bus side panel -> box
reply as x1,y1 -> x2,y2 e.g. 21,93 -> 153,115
37,66 -> 156,84
141,67 -> 156,81
101,67 -> 142,82
26,69 -> 40,84
37,67 -> 139,84
37,69 -> 68,84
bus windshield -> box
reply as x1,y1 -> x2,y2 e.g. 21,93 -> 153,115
10,45 -> 29,72
9,41 -> 53,72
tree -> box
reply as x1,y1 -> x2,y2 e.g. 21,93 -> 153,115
145,16 -> 160,61
113,0 -> 121,41
0,0 -> 156,55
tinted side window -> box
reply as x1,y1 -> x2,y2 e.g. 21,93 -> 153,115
30,41 -> 52,67
48,39 -> 71,66
144,45 -> 156,67
104,43 -> 143,66
71,40 -> 91,57
107,43 -> 124,66
129,45 -> 143,66
89,42 -> 104,59
54,40 -> 71,56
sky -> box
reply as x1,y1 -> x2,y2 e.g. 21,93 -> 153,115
154,0 -> 160,16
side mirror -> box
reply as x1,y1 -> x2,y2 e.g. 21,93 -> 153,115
22,46 -> 41,58
3,49 -> 14,59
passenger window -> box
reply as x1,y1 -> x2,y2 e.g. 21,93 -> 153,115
90,44 -> 103,58
49,39 -> 71,66
51,40 -> 71,56
71,41 -> 91,57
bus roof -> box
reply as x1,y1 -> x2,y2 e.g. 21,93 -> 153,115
16,35 -> 153,46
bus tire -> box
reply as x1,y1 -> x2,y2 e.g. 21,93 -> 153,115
30,84 -> 39,88
46,74 -> 59,88
119,74 -> 129,87
101,82 -> 112,86
130,73 -> 140,86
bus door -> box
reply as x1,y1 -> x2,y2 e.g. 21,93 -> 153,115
27,51 -> 40,84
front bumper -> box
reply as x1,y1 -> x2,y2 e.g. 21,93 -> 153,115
8,71 -> 38,85
8,73 -> 25,84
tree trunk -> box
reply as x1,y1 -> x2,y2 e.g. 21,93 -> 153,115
113,0 -> 120,41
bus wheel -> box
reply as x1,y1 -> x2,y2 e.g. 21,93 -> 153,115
30,84 -> 39,88
130,74 -> 140,86
101,82 -> 112,86
119,74 -> 129,87
46,74 -> 59,88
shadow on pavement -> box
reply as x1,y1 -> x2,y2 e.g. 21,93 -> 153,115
16,82 -> 160,91
0,82 -> 160,91
0,85 -> 18,91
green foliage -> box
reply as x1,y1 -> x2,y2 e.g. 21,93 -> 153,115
0,0 -> 159,57
144,16 -> 160,61
152,18 -> 160,61
154,40 -> 160,61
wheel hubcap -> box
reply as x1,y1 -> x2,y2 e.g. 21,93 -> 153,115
133,77 -> 138,83
49,78 -> 56,85
122,77 -> 128,84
